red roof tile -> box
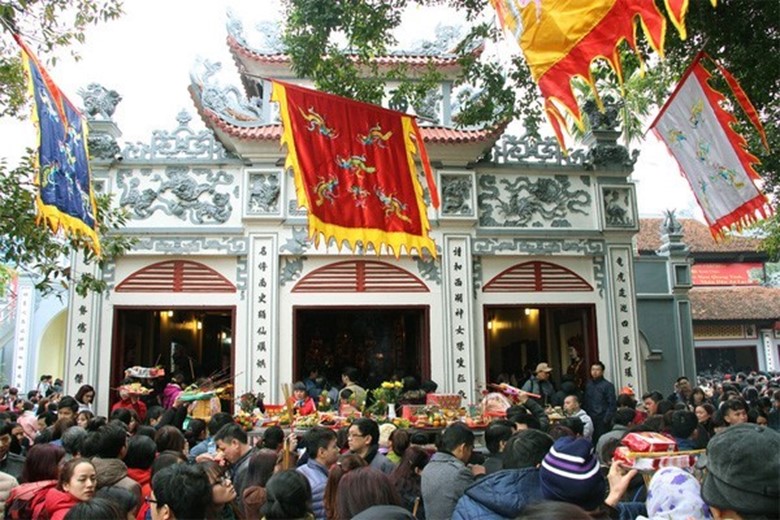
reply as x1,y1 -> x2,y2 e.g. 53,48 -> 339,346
227,35 -> 475,69
192,96 -> 503,145
637,218 -> 763,254
690,286 -> 780,321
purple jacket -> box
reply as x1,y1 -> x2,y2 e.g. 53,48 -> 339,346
161,383 -> 182,409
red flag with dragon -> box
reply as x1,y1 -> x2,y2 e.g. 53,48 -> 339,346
272,81 -> 438,258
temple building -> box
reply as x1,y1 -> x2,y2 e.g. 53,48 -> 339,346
5,17 -> 708,413
637,218 -> 780,375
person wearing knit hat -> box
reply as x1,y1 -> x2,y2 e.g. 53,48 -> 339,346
701,422 -> 780,519
539,436 -> 605,511
539,437 -> 646,518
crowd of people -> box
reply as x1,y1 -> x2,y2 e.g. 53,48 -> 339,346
0,364 -> 776,519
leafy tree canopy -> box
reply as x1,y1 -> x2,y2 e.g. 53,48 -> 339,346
280,0 -> 779,257
1,0 -> 133,296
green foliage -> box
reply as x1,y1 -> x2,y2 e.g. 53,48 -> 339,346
281,0 -> 778,246
1,0 -> 130,298
1,0 -> 123,117
0,153 -> 136,298
0,150 -> 136,296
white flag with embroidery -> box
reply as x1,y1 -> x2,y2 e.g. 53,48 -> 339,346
651,57 -> 771,238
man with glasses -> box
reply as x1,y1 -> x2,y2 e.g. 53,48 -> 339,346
347,418 -> 394,474
149,464 -> 211,520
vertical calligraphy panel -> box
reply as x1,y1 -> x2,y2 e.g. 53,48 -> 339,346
248,235 -> 278,402
12,285 -> 34,390
64,260 -> 99,397
607,245 -> 642,391
443,235 -> 474,401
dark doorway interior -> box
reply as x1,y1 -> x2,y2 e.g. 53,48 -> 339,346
294,307 -> 429,390
484,305 -> 597,389
112,307 -> 233,392
695,346 -> 758,374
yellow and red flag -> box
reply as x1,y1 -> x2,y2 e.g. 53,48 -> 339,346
649,53 -> 771,239
272,81 -> 439,258
489,0 -> 715,148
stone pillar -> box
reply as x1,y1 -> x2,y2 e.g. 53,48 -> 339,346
442,235 -> 475,401
247,234 -> 279,402
657,210 -> 695,380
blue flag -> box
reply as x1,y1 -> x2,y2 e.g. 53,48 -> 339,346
15,35 -> 100,255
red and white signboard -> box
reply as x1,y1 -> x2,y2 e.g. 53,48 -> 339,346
692,262 -> 763,286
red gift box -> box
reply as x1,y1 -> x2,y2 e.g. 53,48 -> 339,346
426,394 -> 461,409
621,432 -> 676,453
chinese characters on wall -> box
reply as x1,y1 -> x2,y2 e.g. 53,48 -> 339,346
250,236 -> 276,398
608,246 -> 639,389
444,236 -> 473,400
12,286 -> 34,389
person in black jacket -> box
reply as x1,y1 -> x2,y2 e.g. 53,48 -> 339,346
583,361 -> 616,443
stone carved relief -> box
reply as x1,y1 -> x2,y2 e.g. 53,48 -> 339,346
662,209 -> 683,235
191,60 -> 264,127
478,174 -> 591,228
78,83 -> 122,120
592,255 -> 606,297
440,174 -> 474,216
88,133 -> 121,160
247,171 -> 281,215
122,111 -> 232,161
117,166 -> 235,224
280,227 -> 311,255
490,134 -> 587,167
133,237 -> 248,254
414,256 -> 441,284
603,187 -> 635,228
472,256 -> 482,299
280,257 -> 305,286
472,238 -> 605,256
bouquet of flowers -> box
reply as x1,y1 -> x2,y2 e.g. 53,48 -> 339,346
234,411 -> 258,432
317,390 -> 332,412
367,380 -> 403,417
238,392 -> 257,414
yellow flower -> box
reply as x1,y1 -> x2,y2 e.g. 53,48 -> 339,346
381,382 -> 394,389
394,381 -> 404,389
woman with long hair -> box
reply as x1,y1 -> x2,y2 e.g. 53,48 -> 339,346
335,466 -> 401,519
323,453 -> 366,520
242,448 -> 279,519
200,460 -> 240,519
21,443 -> 66,483
390,446 -> 429,518
42,459 -> 97,520
695,403 -> 716,437
261,470 -> 314,520
75,411 -> 93,430
154,425 -> 187,454
73,385 -> 95,413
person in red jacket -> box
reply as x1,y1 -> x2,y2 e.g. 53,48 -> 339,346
291,381 -> 316,416
112,386 -> 148,423
42,459 -> 96,520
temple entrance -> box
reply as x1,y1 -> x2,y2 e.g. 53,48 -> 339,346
293,306 -> 429,390
484,304 -> 597,390
111,307 -> 234,393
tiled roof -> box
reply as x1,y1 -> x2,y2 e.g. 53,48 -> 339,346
193,100 -> 504,145
690,286 -> 780,321
637,218 -> 763,254
227,35 -> 474,68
